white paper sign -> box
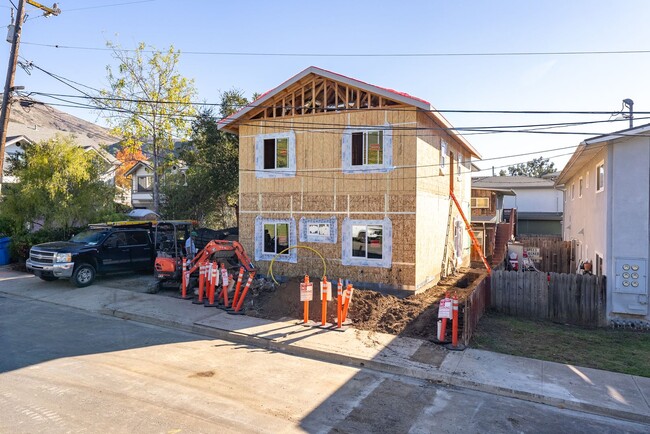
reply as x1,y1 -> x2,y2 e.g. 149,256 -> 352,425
438,298 -> 453,319
300,282 -> 314,302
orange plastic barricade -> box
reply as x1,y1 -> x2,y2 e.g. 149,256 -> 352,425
233,272 -> 255,313
181,257 -> 188,299
437,294 -> 452,342
299,275 -> 313,324
231,267 -> 245,308
337,278 -> 343,328
205,262 -> 218,307
320,276 -> 332,326
452,295 -> 459,347
192,264 -> 206,304
341,284 -> 354,323
219,263 -> 230,308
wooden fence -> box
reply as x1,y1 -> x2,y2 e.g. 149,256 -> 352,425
490,270 -> 607,327
517,235 -> 576,274
461,275 -> 491,345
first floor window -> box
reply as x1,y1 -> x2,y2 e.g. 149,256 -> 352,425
352,224 -> 383,259
264,137 -> 288,169
596,162 -> 605,192
137,176 -> 152,192
352,131 -> 384,166
263,222 -> 289,255
342,218 -> 392,268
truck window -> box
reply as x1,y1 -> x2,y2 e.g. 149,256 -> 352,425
127,231 -> 150,246
71,230 -> 109,245
105,233 -> 127,248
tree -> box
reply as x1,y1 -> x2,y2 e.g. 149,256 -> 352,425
500,156 -> 556,177
114,147 -> 146,191
161,89 -> 248,226
1,135 -> 117,231
99,42 -> 197,213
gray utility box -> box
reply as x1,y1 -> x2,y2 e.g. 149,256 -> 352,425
612,258 -> 648,315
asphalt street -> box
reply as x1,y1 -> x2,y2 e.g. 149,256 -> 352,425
1,294 -> 648,433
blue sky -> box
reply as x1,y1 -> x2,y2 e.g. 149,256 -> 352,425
3,0 -> 650,173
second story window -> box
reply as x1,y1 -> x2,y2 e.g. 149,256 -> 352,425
264,138 -> 288,169
351,131 -> 383,166
596,162 -> 605,192
255,131 -> 296,178
342,125 -> 393,174
137,176 -> 152,192
471,197 -> 489,208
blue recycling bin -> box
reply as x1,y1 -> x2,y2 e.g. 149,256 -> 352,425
0,236 -> 11,266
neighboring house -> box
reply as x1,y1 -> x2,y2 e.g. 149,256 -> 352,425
470,187 -> 516,266
125,161 -> 155,209
4,98 -> 121,187
124,160 -> 186,210
472,176 -> 563,236
557,123 -> 650,324
218,66 -> 481,291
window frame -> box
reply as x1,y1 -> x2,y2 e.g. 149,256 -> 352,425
299,217 -> 337,243
596,161 -> 605,193
342,218 -> 392,268
471,197 -> 490,209
255,131 -> 296,178
137,175 -> 152,192
254,217 -> 297,263
342,124 -> 393,174
263,137 -> 289,170
571,183 -> 575,200
579,177 -> 583,198
440,139 -> 448,169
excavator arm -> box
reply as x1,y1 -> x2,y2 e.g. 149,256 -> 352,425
189,240 -> 256,274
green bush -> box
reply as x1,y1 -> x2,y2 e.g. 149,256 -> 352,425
10,227 -> 85,263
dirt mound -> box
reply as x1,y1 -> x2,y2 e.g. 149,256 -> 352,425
246,269 -> 487,341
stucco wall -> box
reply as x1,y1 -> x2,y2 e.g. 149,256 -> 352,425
503,188 -> 563,213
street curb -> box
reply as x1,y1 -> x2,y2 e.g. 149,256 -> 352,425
100,308 -> 650,425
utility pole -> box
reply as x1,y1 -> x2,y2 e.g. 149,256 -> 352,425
0,0 -> 60,191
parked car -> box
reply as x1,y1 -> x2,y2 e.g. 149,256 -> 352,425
26,222 -> 155,287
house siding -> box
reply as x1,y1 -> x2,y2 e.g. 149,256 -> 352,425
239,108 -> 421,289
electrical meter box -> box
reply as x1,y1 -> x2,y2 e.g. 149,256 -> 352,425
612,258 -> 648,315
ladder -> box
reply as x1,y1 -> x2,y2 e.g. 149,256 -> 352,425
440,198 -> 454,278
450,191 -> 492,274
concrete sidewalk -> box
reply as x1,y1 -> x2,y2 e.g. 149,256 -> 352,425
1,269 -> 649,424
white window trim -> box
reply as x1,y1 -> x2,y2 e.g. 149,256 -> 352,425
254,216 -> 297,263
586,171 -> 590,189
341,217 -> 392,268
440,139 -> 448,169
342,124 -> 393,174
596,161 -> 605,193
299,216 -> 337,243
255,131 -> 296,178
579,177 -> 583,198
457,153 -> 463,181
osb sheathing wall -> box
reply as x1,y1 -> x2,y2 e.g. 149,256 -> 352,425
414,112 -> 471,289
239,108 -> 420,289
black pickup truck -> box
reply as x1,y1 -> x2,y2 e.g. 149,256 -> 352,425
26,224 -> 155,287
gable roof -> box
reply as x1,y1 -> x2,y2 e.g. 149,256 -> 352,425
555,122 -> 650,185
124,160 -> 152,177
218,66 -> 481,158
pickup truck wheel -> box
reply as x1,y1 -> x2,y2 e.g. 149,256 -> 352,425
39,276 -> 58,282
71,263 -> 96,287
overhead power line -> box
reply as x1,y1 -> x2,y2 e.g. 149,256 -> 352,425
20,41 -> 650,58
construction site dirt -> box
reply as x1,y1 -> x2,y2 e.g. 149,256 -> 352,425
246,268 -> 487,341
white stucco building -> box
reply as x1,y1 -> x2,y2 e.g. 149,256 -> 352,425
472,176 -> 563,236
557,123 -> 650,324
